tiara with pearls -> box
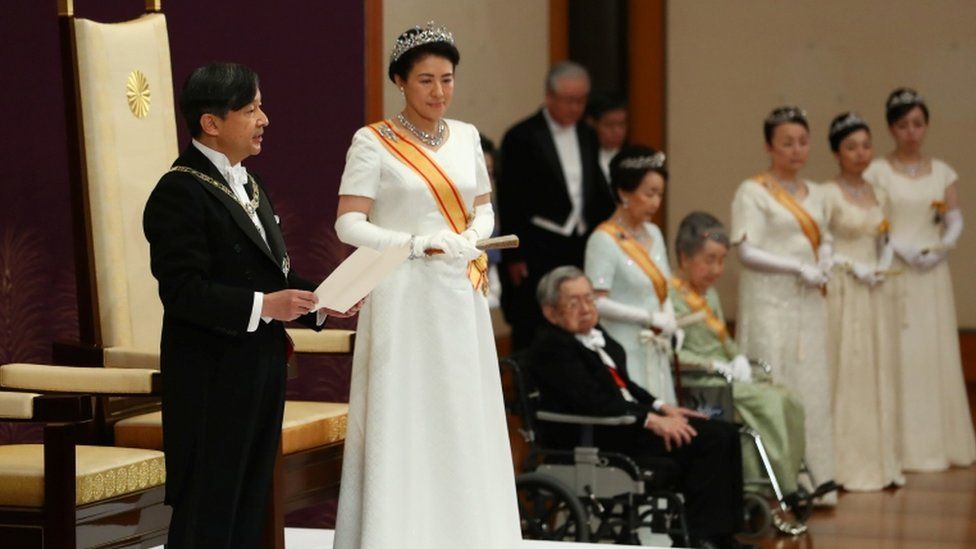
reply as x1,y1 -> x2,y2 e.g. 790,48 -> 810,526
829,112 -> 867,137
619,151 -> 666,170
765,106 -> 807,125
390,22 -> 455,64
887,89 -> 924,109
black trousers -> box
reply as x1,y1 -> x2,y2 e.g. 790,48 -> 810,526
501,231 -> 587,351
165,359 -> 286,549
596,417 -> 744,538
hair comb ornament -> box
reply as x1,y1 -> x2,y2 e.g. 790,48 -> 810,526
619,151 -> 666,170
390,21 -> 455,63
887,89 -> 923,109
829,112 -> 866,137
765,106 -> 807,125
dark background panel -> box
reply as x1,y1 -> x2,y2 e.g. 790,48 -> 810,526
0,0 -> 364,528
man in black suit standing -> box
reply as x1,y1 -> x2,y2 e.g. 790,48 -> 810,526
143,63 -> 356,548
498,61 -> 614,350
528,266 -> 746,549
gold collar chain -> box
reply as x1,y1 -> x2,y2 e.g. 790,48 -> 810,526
169,166 -> 261,216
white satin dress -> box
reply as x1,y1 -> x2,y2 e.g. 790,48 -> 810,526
333,120 -> 522,548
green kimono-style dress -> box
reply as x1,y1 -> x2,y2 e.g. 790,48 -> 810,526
670,280 -> 806,495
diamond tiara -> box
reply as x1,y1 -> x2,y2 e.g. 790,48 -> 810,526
619,151 -> 666,170
829,112 -> 867,137
390,22 -> 455,64
887,89 -> 923,109
765,106 -> 807,126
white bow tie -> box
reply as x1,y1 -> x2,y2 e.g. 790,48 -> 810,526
227,165 -> 248,187
575,329 -> 606,351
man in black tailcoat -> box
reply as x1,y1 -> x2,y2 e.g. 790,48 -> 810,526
143,63 -> 357,548
498,61 -> 614,350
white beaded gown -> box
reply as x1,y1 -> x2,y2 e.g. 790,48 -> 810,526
823,183 -> 904,490
333,120 -> 522,548
864,158 -> 976,471
731,178 -> 835,494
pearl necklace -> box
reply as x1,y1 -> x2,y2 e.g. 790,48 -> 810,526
396,113 -> 447,148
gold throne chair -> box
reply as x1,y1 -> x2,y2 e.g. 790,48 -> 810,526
50,2 -> 353,547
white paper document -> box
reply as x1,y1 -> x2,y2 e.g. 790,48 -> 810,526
314,244 -> 411,312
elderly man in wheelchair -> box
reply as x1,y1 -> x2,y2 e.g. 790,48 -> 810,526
521,265 -> 748,549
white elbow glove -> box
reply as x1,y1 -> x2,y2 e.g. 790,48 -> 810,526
461,202 -> 495,244
650,299 -> 678,335
941,208 -> 963,249
731,354 -> 753,383
595,296 -> 653,326
739,242 -> 828,287
336,213 -> 480,261
335,212 -> 411,250
415,230 -> 482,261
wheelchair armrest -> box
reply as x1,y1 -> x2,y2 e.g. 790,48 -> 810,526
536,410 -> 637,426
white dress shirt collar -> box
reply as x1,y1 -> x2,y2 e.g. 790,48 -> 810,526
192,139 -> 247,187
542,107 -> 576,134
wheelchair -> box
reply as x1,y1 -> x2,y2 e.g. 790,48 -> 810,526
501,355 -> 691,545
679,359 -> 838,537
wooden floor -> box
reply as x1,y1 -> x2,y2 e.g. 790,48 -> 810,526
753,465 -> 976,548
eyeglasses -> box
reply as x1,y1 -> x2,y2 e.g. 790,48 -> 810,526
559,293 -> 596,312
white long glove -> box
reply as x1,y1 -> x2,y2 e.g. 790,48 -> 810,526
336,212 -> 479,261
941,209 -> 964,249
834,252 -> 883,287
731,354 -> 753,383
416,230 -> 482,261
712,355 -> 752,383
595,296 -> 652,326
651,299 -> 679,335
738,242 -> 828,287
335,212 -> 411,250
461,202 -> 495,244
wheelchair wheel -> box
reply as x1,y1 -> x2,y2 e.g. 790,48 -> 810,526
515,472 -> 590,542
741,492 -> 772,537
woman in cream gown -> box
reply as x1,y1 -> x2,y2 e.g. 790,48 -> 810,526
585,145 -> 677,404
863,88 -> 975,471
731,107 -> 835,501
823,112 -> 904,490
332,24 -> 521,548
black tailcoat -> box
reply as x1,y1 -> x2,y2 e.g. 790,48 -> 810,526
497,110 -> 614,349
143,144 -> 321,548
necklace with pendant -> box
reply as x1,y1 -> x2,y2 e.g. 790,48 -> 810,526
616,217 -> 652,245
771,173 -> 802,197
396,113 -> 447,148
837,175 -> 869,199
892,156 -> 926,178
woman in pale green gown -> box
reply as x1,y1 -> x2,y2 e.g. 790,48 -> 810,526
669,212 -> 806,495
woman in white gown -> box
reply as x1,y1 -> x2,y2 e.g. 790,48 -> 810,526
730,106 -> 836,503
863,88 -> 975,471
584,145 -> 678,403
332,23 -> 521,548
823,112 -> 905,491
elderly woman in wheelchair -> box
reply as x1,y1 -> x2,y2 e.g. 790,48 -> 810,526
520,265 -> 749,549
669,212 -> 836,535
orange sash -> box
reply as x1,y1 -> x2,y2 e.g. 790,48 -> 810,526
670,277 -> 729,342
367,120 -> 488,294
596,220 -> 668,304
754,173 -> 822,259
